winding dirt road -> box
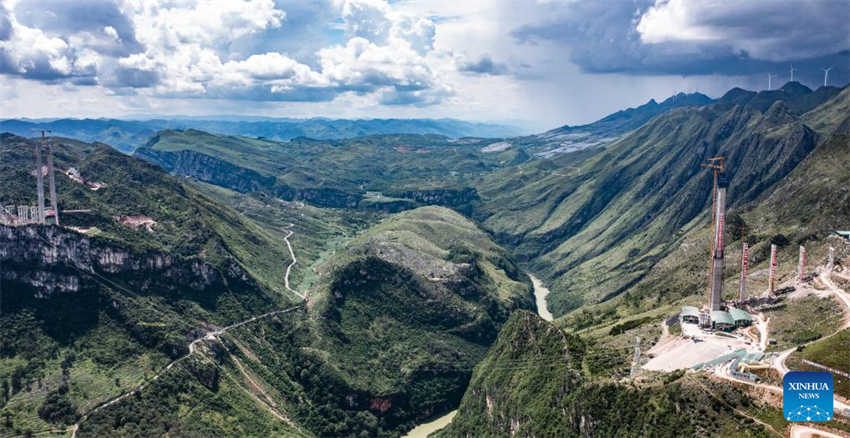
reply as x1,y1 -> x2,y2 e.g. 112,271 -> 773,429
774,268 -> 850,378
282,224 -> 305,300
69,305 -> 304,437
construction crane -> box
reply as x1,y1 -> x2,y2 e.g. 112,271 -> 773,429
701,156 -> 725,310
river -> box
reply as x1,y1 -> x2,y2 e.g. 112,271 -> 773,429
529,274 -> 554,321
403,274 -> 551,437
403,410 -> 457,438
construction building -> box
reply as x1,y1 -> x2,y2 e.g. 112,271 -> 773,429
710,310 -> 735,331
832,231 -> 850,243
727,307 -> 754,328
680,306 -> 701,324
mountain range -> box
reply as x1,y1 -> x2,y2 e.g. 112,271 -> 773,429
0,118 -> 526,154
2,81 -> 850,437
0,133 -> 531,437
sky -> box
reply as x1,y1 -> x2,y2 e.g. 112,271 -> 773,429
0,0 -> 848,131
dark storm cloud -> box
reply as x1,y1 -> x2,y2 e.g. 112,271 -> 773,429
378,87 -> 449,107
0,47 -> 84,81
0,49 -> 13,74
459,55 -> 508,75
13,0 -> 143,56
72,76 -> 98,86
0,4 -> 11,41
512,0 -> 850,81
112,67 -> 159,88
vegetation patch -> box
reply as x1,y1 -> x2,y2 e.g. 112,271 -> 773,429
765,295 -> 843,351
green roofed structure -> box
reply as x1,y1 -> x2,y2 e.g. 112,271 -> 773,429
710,310 -> 735,331
833,231 -> 850,242
680,306 -> 701,324
728,307 -> 754,327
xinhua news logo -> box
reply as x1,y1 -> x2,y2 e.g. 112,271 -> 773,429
783,371 -> 833,422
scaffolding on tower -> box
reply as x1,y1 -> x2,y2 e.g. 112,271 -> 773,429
739,242 -> 748,302
702,156 -> 726,312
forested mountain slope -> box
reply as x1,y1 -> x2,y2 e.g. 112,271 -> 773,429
78,206 -> 533,437
0,134 -> 304,436
513,91 -> 713,157
437,311 -> 774,437
558,86 -> 850,330
135,130 -> 524,212
475,84 -> 847,317
0,134 -> 532,437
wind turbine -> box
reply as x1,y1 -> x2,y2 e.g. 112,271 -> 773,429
789,64 -> 796,82
768,73 -> 775,90
823,67 -> 832,86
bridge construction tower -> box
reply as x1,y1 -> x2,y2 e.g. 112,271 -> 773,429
769,244 -> 777,293
739,242 -> 749,302
798,245 -> 806,283
46,136 -> 59,225
34,133 -> 46,224
702,156 -> 726,312
30,131 -> 59,225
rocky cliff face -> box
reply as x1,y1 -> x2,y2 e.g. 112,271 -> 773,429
386,188 -> 480,213
136,146 -> 363,208
135,146 -> 275,193
0,225 -> 251,298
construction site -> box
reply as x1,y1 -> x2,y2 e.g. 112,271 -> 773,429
641,156 -> 850,424
1,132 -> 61,227
0,133 -> 114,232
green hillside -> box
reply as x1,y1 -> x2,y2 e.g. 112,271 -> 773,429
0,134 -> 309,436
76,206 -> 533,437
4,82 -> 850,437
512,91 -> 713,158
135,130 -> 524,211
475,86 -> 847,318
437,311 -> 778,437
0,133 -> 533,437
573,86 -> 850,330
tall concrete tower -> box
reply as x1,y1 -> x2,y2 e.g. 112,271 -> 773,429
769,244 -> 777,293
739,242 -> 749,302
709,176 -> 728,312
34,134 -> 46,224
798,245 -> 806,283
46,140 -> 59,225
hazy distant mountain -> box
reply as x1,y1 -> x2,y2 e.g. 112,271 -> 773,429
714,82 -> 843,115
0,117 -> 526,153
510,92 -> 714,158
